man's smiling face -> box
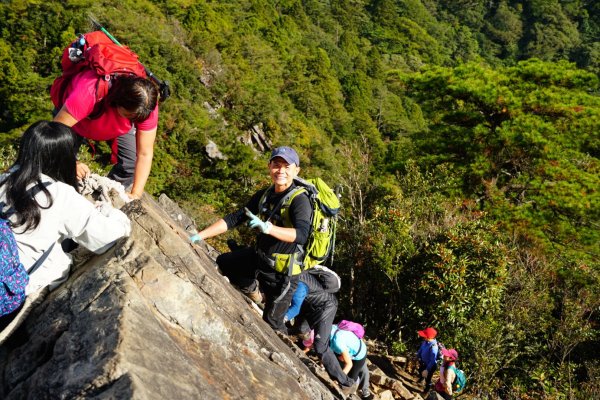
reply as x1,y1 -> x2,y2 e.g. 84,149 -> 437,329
269,157 -> 300,192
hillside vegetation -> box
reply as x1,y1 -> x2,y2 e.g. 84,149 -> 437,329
1,1 -> 598,398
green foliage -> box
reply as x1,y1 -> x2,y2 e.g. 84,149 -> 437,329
0,1 -> 599,397
399,58 -> 599,396
415,219 -> 508,325
522,0 -> 582,61
0,143 -> 16,171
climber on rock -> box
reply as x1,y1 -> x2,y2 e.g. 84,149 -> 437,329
284,271 -> 358,395
0,121 -> 131,330
193,146 -> 311,333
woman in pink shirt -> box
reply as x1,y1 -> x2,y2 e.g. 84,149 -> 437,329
53,70 -> 159,199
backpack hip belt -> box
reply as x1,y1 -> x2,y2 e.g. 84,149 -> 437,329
257,248 -> 305,276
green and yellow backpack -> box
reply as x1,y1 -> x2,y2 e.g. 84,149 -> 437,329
258,177 -> 340,275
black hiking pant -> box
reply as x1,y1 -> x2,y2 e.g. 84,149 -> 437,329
297,297 -> 355,388
346,356 -> 367,384
217,247 -> 298,332
419,360 -> 437,390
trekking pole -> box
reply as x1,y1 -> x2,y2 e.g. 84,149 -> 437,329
89,17 -> 171,102
329,217 -> 337,266
329,184 -> 344,266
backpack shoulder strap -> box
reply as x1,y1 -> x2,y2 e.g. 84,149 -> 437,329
0,177 -> 56,274
281,187 -> 308,222
27,242 -> 56,275
447,365 -> 459,383
257,185 -> 273,215
284,187 -> 308,205
261,186 -> 306,224
333,326 -> 364,357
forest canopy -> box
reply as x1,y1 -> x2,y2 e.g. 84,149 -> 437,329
1,1 -> 598,398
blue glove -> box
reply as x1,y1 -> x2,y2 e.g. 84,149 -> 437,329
189,233 -> 202,244
245,208 -> 272,234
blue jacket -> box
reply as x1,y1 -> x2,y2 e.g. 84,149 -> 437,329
284,281 -> 308,321
417,339 -> 439,372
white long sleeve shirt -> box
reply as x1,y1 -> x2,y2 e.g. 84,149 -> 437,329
439,364 -> 457,395
1,173 -> 131,294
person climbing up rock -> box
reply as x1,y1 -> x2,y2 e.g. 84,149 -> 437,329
53,71 -> 159,200
432,348 -> 459,400
194,146 -> 311,332
285,271 -> 358,395
0,121 -> 131,333
417,326 -> 439,393
330,322 -> 369,398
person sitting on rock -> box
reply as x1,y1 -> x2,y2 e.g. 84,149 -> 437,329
194,146 -> 311,333
284,272 -> 359,396
417,326 -> 439,392
0,121 -> 131,317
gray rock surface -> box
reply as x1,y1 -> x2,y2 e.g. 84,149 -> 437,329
0,194 -> 338,400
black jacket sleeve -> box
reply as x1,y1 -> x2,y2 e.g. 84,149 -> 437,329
289,191 -> 312,245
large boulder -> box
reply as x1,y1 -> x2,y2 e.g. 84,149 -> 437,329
0,194 -> 336,399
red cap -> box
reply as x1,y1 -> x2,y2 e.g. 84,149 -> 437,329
417,327 -> 437,340
441,348 -> 459,361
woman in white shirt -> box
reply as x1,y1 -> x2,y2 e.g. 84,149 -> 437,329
434,348 -> 459,400
0,120 -> 131,300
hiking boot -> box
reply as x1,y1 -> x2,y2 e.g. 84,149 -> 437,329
243,285 -> 264,304
340,382 -> 358,397
359,388 -> 372,399
422,384 -> 432,395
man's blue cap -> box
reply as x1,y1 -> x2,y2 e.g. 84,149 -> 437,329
269,146 -> 300,166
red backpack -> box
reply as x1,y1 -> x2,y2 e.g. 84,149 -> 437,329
50,31 -> 147,109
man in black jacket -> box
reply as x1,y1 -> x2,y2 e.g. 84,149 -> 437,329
195,146 -> 312,332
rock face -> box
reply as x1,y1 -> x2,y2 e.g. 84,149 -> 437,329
0,194 -> 336,399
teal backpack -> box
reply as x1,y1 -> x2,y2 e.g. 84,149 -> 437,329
449,365 -> 467,393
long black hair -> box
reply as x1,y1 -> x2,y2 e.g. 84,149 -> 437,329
0,120 -> 78,232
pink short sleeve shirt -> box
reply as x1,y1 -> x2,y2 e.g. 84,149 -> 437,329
64,69 -> 158,141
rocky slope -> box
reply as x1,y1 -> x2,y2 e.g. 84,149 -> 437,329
0,191 -> 426,400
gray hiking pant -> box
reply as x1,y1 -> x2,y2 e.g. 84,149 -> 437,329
357,362 -> 370,394
107,126 -> 137,188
